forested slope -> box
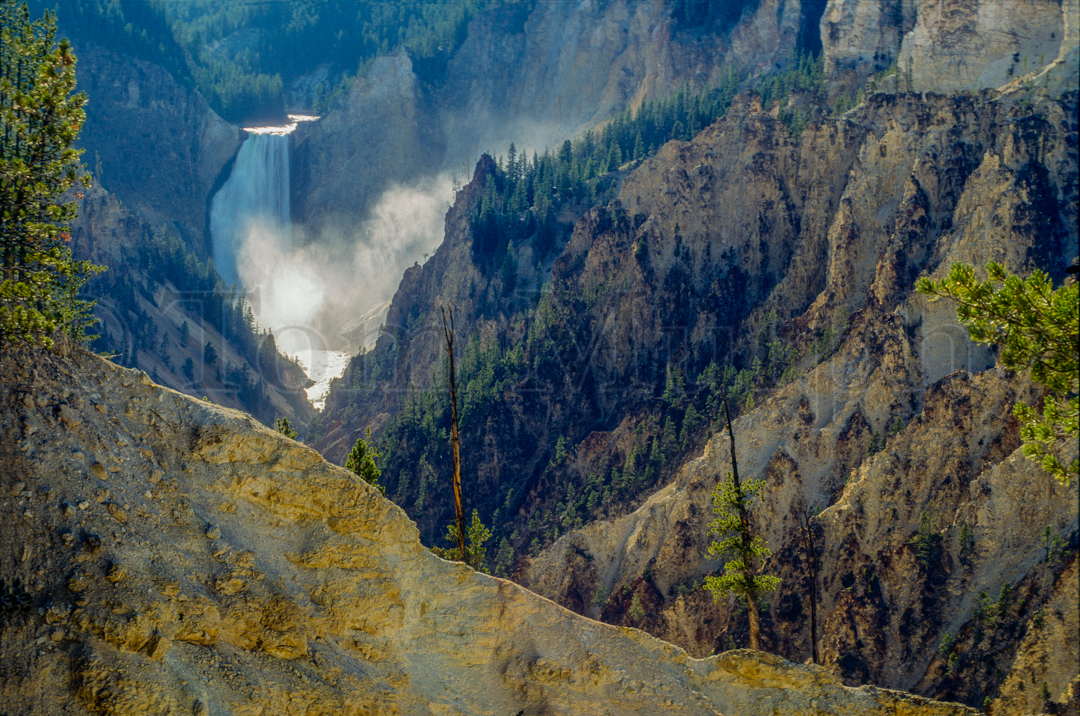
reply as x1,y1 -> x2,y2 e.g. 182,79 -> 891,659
309,4 -> 1079,709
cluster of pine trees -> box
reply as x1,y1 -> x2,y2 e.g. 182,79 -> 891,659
465,76 -> 743,278
26,0 -> 191,86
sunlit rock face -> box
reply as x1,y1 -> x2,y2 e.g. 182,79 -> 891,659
0,341 -> 979,716
437,0 -> 804,163
821,0 -> 1077,94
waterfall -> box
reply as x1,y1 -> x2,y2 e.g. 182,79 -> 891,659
210,132 -> 291,288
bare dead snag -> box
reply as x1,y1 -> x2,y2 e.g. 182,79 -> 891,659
798,502 -> 820,665
440,306 -> 467,565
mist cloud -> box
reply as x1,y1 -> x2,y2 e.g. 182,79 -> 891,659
236,173 -> 452,357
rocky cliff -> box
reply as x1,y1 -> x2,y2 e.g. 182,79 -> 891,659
822,0 -> 1078,95
516,87 -> 1080,708
289,50 -> 445,234
436,0 -> 802,163
290,0 -> 816,236
0,340 -> 979,716
313,77 -> 1079,710
74,44 -> 241,255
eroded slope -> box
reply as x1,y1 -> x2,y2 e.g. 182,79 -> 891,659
0,340 -> 976,715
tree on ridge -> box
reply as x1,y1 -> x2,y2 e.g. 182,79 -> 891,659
703,398 -> 780,651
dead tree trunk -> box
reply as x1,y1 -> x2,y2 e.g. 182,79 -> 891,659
799,503 -> 820,664
440,306 -> 467,564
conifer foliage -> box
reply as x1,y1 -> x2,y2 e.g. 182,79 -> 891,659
0,0 -> 102,345
918,262 -> 1079,484
346,427 -> 385,496
703,399 -> 780,651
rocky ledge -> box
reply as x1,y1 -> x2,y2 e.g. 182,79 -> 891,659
0,339 -> 975,715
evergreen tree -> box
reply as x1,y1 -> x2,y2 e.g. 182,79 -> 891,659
918,262 -> 1079,483
1,0 -> 103,345
703,399 -> 780,651
275,417 -> 298,439
346,427 -> 385,495
203,340 -> 218,366
435,508 -> 492,573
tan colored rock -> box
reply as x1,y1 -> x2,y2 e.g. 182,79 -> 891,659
821,0 -> 1075,93
58,404 -> 82,427
141,632 -> 170,661
822,0 -> 915,78
0,341 -> 974,715
898,0 -> 1067,93
106,503 -> 128,524
512,90 -> 1077,704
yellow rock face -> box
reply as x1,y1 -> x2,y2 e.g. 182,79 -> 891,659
0,340 -> 975,715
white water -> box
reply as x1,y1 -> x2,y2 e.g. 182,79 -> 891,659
209,118 -> 356,400
293,349 -> 351,410
206,114 -> 448,404
210,132 -> 292,287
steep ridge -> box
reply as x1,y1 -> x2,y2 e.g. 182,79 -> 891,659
290,0 -> 812,235
517,89 -> 1080,708
0,340 -> 978,716
313,82 -> 1078,708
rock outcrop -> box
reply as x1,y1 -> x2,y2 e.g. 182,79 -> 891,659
437,0 -> 802,163
0,340 -> 977,715
822,0 -> 1078,94
74,44 -> 241,253
312,81 -> 1079,709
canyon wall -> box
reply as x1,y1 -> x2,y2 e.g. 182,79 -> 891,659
822,0 -> 1078,94
70,187 -> 314,427
290,0 -> 813,236
74,45 -> 241,255
0,341 -> 977,716
515,89 -> 1080,708
314,82 -> 1079,709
